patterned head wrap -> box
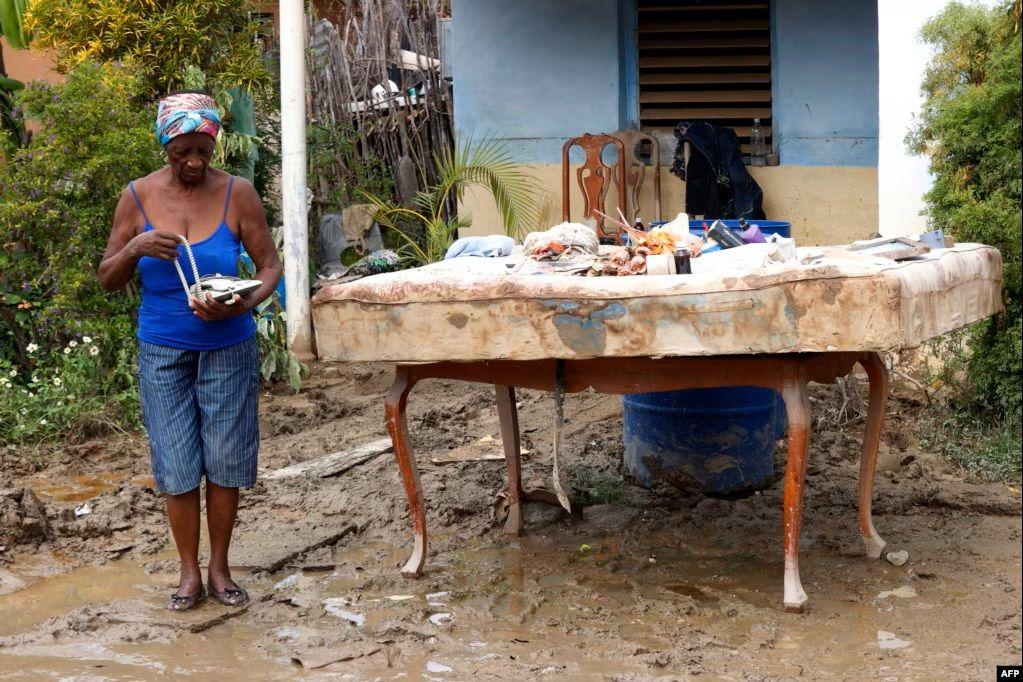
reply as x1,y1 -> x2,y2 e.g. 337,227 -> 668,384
155,92 -> 222,146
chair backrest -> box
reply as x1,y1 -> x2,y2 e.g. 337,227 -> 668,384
561,133 -> 627,242
613,130 -> 661,225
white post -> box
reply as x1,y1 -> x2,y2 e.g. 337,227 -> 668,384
279,0 -> 313,359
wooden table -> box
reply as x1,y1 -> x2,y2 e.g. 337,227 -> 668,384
384,351 -> 889,612
312,244 -> 1001,612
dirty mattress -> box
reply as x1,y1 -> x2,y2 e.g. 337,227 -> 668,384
311,244 -> 1002,362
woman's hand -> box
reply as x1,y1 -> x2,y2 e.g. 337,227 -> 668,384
129,230 -> 181,260
189,294 -> 251,322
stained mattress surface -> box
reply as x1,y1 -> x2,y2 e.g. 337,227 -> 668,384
311,244 -> 1003,362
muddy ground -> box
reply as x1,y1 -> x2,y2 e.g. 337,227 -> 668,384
0,362 -> 1020,680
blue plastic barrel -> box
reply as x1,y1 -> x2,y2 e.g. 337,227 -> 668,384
623,220 -> 791,492
623,388 -> 779,492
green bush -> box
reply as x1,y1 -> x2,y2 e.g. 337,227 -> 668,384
0,330 -> 140,444
0,62 -> 161,444
23,0 -> 271,98
308,123 -> 395,211
910,1 -> 1022,419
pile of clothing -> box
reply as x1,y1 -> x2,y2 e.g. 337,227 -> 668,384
523,222 -> 600,261
521,220 -> 691,277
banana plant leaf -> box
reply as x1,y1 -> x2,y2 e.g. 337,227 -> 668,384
0,0 -> 28,50
0,75 -> 24,91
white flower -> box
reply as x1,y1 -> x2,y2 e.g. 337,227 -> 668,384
39,419 -> 47,425
82,336 -> 92,344
27,392 -> 34,398
20,408 -> 27,415
26,343 -> 38,353
89,346 -> 100,357
9,369 -> 17,377
63,347 -> 71,355
53,377 -> 62,387
69,340 -> 78,348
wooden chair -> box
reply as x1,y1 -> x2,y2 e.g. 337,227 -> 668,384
561,133 -> 627,242
613,129 -> 662,225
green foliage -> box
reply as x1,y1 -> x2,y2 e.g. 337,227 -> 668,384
253,94 -> 281,226
1,74 -> 24,154
1,0 -> 28,49
0,62 -> 161,442
910,0 -> 1022,420
0,330 -> 140,445
366,136 -> 538,265
920,408 -> 1021,482
308,123 -> 395,218
23,0 -> 271,98
570,467 -> 625,506
180,65 -> 258,179
1,0 -> 28,149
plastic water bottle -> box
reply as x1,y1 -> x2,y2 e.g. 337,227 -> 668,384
750,118 -> 766,167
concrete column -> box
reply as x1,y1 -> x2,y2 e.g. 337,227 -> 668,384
278,0 -> 313,359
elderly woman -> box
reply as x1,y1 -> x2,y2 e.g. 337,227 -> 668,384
98,92 -> 282,611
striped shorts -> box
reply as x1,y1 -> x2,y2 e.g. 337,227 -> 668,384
138,337 -> 260,495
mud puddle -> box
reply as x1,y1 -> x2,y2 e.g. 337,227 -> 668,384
1,512 -> 1020,679
26,472 -> 156,504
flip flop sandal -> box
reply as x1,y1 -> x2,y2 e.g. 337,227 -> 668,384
208,582 -> 249,607
166,585 -> 207,612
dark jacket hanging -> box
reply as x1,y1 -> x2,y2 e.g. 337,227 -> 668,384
670,121 -> 766,221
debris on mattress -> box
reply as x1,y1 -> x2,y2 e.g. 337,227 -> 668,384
523,222 -> 600,260
846,236 -> 931,261
314,249 -> 402,288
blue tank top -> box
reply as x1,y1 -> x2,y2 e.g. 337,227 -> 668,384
131,177 -> 256,350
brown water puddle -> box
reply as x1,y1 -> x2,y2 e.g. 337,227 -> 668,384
28,472 -> 156,503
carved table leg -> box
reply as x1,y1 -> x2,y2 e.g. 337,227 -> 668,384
385,367 -> 426,577
780,368 -> 812,612
495,385 -> 524,536
857,352 -> 889,559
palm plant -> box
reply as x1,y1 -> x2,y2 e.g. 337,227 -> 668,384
365,136 -> 539,264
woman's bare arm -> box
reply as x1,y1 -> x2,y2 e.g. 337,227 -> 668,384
97,187 -> 179,291
235,178 -> 283,308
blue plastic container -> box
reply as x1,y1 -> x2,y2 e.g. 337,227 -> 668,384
687,219 -> 791,239
623,220 -> 791,492
647,219 -> 791,240
623,388 -> 779,492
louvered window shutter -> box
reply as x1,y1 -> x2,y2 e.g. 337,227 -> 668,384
637,0 -> 774,159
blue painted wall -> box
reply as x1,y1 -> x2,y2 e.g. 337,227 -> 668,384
772,0 -> 878,166
451,0 -> 878,167
451,0 -> 620,163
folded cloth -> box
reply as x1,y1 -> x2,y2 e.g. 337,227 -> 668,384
444,235 -> 515,259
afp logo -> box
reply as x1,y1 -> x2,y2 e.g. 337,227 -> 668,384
998,666 -> 1022,679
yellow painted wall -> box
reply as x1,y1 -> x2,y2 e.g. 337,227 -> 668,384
459,164 -> 879,246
